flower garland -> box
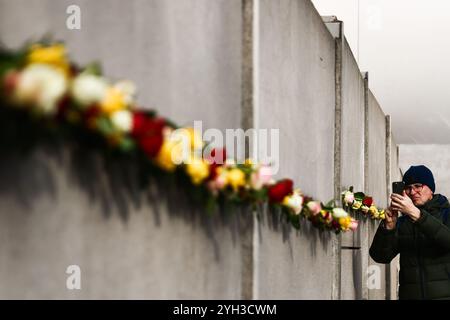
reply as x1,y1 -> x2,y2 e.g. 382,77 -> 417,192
0,42 -> 358,234
341,187 -> 386,220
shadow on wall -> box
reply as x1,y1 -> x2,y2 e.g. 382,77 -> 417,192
257,205 -> 332,259
0,142 -> 243,261
0,123 -> 331,263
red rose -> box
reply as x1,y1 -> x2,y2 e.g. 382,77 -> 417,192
139,134 -> 163,158
331,220 -> 340,229
208,164 -> 220,180
206,148 -> 227,165
205,148 -> 227,180
131,113 -> 166,158
362,196 -> 373,207
131,112 -> 148,137
268,179 -> 294,203
148,117 -> 166,135
132,112 -> 166,138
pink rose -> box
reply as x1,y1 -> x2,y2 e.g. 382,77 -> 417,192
307,201 -> 321,216
250,165 -> 273,190
349,219 -> 358,231
207,173 -> 227,195
343,191 -> 355,205
214,174 -> 227,189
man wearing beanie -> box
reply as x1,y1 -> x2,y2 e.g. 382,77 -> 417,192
370,165 -> 450,300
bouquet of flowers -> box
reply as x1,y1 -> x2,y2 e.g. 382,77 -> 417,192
0,41 -> 359,234
341,187 -> 385,220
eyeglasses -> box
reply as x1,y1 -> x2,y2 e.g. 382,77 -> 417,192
405,183 -> 424,194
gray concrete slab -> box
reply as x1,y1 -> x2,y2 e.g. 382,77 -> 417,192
255,0 -> 336,299
366,90 -> 387,300
340,38 -> 366,300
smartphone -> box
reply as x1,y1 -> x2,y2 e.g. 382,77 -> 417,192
392,181 -> 405,195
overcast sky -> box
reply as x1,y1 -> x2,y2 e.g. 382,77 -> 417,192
311,0 -> 450,144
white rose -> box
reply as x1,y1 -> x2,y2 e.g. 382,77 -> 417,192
15,64 -> 67,114
110,110 -> 132,132
332,208 -> 348,219
283,190 -> 304,215
342,191 -> 355,205
71,73 -> 108,107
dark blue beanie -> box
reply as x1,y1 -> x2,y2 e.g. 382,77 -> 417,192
402,165 -> 435,193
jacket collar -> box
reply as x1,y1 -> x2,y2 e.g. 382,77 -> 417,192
420,194 -> 450,213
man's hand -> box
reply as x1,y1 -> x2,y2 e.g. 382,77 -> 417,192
384,206 -> 399,230
390,191 -> 421,222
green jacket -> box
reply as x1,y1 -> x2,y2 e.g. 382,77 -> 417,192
369,194 -> 450,300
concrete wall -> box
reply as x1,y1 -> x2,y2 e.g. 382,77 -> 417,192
0,146 -> 246,299
339,38 -> 366,300
0,0 -> 245,299
0,0 -> 399,299
388,130 -> 401,300
254,0 -> 336,299
399,144 -> 450,198
366,90 -> 388,300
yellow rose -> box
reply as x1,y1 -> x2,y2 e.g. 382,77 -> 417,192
339,217 -> 351,230
27,43 -> 70,75
178,127 -> 204,151
167,128 -> 204,163
186,156 -> 210,185
154,139 -> 183,172
226,168 -> 246,191
369,205 -> 379,216
352,200 -> 362,210
100,87 -> 126,114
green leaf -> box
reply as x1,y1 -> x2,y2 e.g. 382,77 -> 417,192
0,48 -> 27,77
83,61 -> 103,76
290,213 -> 301,229
96,116 -> 114,136
325,199 -> 336,208
118,137 -> 136,153
354,192 -> 365,201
